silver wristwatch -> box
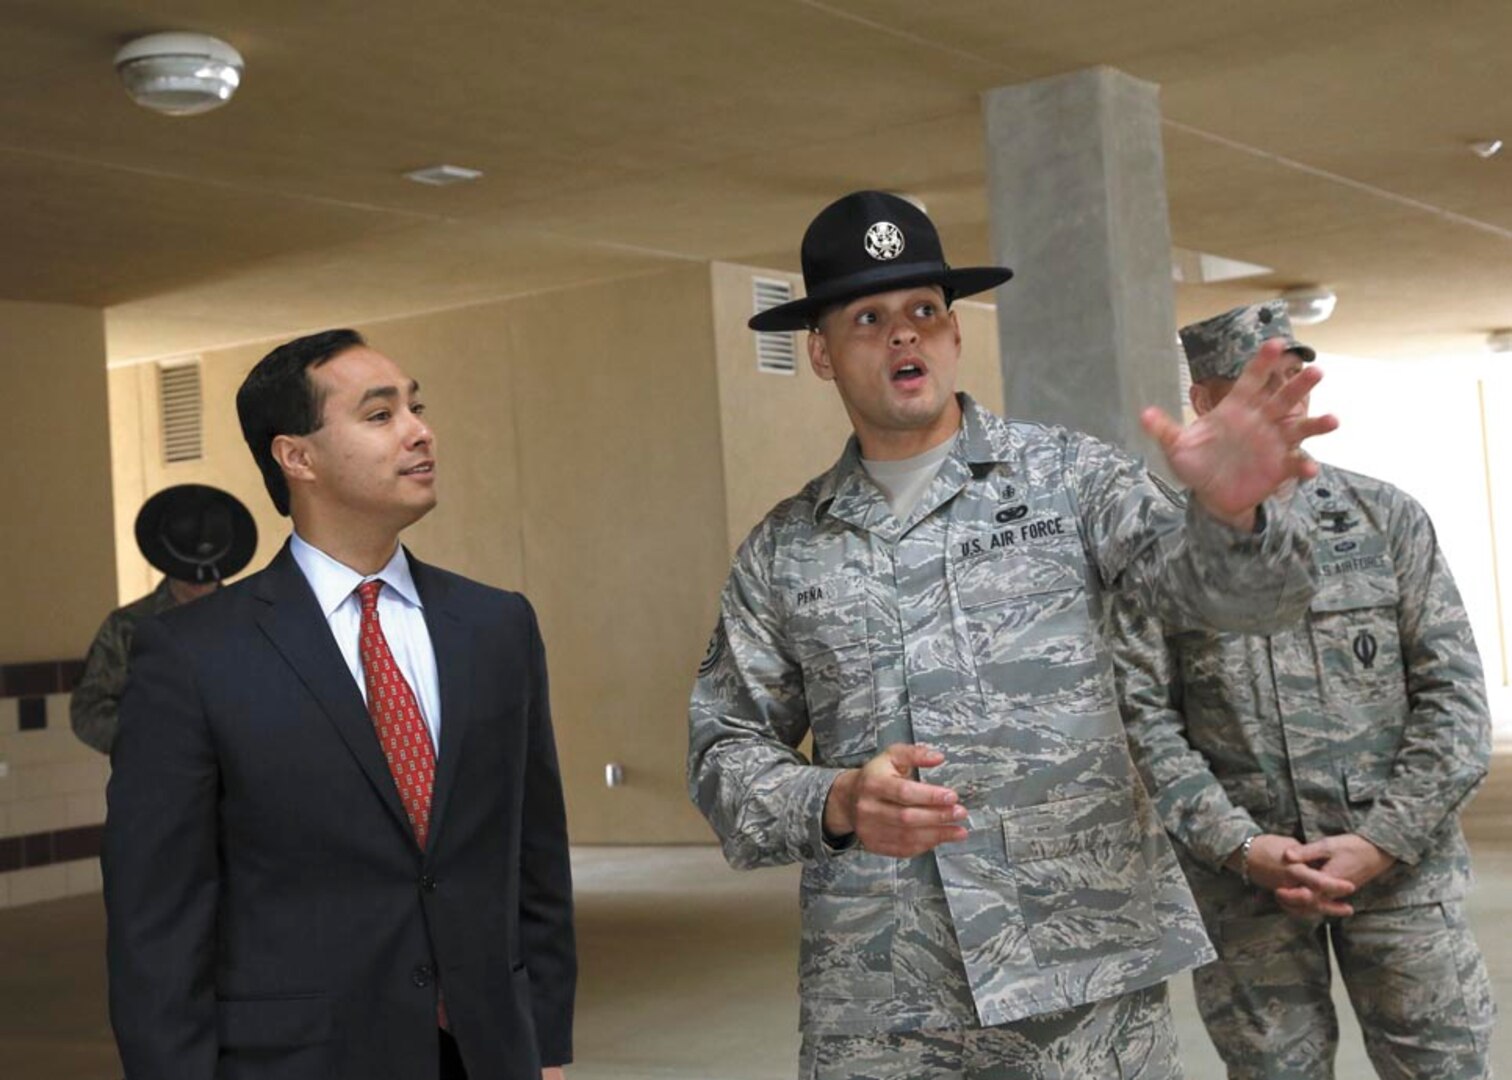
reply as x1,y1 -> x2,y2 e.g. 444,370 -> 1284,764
1238,833 -> 1260,886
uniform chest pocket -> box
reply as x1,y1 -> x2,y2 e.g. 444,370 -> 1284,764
954,540 -> 1109,713
788,579 -> 876,765
1308,572 -> 1403,701
1002,790 -> 1160,968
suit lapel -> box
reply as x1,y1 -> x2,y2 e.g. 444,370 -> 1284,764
254,543 -> 415,846
409,553 -> 472,853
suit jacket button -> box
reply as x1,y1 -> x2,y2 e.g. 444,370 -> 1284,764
412,964 -> 434,987
420,875 -> 437,893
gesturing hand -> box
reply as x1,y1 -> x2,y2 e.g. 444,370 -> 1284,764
1141,339 -> 1338,529
823,743 -> 969,858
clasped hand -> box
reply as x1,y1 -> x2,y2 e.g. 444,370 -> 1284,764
1239,832 -> 1396,918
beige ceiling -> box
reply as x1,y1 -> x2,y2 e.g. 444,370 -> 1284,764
2,0 -> 1509,362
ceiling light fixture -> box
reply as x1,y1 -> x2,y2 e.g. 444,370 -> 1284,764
1281,286 -> 1337,325
114,32 -> 244,117
404,164 -> 484,186
1469,139 -> 1504,160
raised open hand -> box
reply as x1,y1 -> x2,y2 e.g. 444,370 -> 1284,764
1141,339 -> 1338,529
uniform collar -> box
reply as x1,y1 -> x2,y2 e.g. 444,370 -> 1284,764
813,392 -> 1013,523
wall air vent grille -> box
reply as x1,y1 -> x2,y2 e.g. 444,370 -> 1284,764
1175,334 -> 1193,415
159,360 -> 204,463
753,278 -> 798,375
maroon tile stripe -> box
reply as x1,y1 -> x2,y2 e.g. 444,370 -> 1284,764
0,824 -> 103,873
0,659 -> 85,700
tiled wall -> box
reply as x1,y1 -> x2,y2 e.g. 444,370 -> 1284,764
0,670 -> 110,910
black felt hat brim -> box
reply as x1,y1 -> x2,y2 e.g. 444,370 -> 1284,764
134,484 -> 259,584
748,265 -> 1013,333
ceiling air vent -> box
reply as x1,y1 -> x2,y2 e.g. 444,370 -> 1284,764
158,360 -> 204,463
753,277 -> 797,376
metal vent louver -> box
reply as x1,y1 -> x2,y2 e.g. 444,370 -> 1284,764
753,278 -> 797,375
1175,334 -> 1193,407
158,360 -> 204,463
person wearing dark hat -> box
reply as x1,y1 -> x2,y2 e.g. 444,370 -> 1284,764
688,192 -> 1338,1078
1112,301 -> 1493,1079
69,484 -> 257,754
104,330 -> 575,1080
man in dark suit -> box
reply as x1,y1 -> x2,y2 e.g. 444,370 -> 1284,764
104,329 -> 575,1080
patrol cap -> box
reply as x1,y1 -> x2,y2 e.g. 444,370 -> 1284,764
134,483 -> 258,584
1179,300 -> 1317,383
748,191 -> 1013,332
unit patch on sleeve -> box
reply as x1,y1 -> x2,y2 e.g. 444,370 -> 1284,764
698,620 -> 728,677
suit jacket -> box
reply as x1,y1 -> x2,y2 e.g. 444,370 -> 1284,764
104,542 -> 575,1080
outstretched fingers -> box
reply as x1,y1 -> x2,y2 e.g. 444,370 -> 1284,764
1140,406 -> 1184,455
1225,338 -> 1288,407
1284,412 -> 1340,444
1267,362 -> 1323,417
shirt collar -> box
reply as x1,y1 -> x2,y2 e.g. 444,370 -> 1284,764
289,532 -> 423,618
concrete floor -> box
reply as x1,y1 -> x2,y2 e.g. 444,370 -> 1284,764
4,844 -> 1509,1080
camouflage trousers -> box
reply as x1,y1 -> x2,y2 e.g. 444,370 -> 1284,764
1194,901 -> 1494,1079
798,983 -> 1181,1080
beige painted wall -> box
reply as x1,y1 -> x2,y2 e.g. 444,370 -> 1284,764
107,266 -> 727,843
0,300 -> 114,661
0,300 -> 115,906
709,262 -> 1004,551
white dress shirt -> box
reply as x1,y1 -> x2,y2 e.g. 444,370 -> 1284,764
290,532 -> 442,750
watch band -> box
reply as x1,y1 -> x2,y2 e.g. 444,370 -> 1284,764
1239,833 -> 1259,886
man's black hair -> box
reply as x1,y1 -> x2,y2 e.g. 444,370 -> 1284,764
235,329 -> 366,516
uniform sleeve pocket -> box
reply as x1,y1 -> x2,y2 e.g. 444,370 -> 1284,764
1003,790 -> 1161,968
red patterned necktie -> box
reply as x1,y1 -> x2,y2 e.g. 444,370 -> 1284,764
357,580 -> 436,848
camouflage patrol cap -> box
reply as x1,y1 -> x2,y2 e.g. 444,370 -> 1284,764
1179,300 -> 1316,383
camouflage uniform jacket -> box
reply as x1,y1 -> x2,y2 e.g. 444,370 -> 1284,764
1115,463 -> 1491,917
70,579 -> 179,754
688,395 -> 1320,1034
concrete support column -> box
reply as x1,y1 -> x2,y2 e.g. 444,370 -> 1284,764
983,67 -> 1180,463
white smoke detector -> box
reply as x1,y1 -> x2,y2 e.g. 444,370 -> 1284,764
1281,286 -> 1338,326
114,32 -> 244,117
